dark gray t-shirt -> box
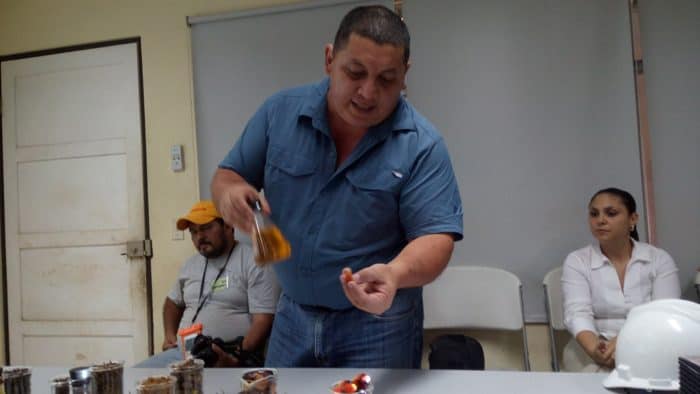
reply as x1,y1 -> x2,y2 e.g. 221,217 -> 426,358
168,242 -> 280,342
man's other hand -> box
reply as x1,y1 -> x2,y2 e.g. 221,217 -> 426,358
340,263 -> 398,315
162,336 -> 178,351
212,343 -> 240,367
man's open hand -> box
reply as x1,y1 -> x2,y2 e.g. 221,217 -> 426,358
340,264 -> 398,315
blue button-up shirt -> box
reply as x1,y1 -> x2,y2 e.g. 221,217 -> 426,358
220,78 -> 463,309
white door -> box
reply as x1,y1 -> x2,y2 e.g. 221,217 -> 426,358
1,42 -> 150,365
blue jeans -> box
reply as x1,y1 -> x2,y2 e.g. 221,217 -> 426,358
132,347 -> 183,368
265,290 -> 423,368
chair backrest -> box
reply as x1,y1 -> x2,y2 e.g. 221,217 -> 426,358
423,265 -> 530,370
543,266 -> 565,371
543,266 -> 565,330
424,266 -> 524,330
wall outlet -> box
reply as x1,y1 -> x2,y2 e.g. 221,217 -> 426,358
171,144 -> 184,172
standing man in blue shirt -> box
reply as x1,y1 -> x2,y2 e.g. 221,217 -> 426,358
212,5 -> 463,368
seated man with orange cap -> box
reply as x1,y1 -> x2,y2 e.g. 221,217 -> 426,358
134,201 -> 280,367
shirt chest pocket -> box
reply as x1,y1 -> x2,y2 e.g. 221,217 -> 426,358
331,167 -> 405,247
211,276 -> 229,292
344,167 -> 405,214
264,145 -> 316,192
209,273 -> 245,302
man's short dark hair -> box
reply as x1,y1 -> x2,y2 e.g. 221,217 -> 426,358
333,5 -> 410,64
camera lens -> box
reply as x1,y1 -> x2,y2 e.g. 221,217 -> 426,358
190,335 -> 219,367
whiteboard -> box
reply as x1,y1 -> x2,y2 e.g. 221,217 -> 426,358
403,0 -> 643,321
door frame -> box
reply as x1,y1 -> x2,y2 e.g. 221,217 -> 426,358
0,37 -> 153,363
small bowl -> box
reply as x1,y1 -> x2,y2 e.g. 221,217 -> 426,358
135,375 -> 177,393
330,373 -> 373,394
330,380 -> 374,394
240,368 -> 277,393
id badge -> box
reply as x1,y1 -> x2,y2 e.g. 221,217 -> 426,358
212,275 -> 229,291
178,322 -> 203,359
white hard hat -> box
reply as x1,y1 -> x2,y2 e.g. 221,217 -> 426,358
603,299 -> 700,391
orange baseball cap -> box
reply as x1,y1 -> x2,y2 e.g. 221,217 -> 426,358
176,201 -> 222,230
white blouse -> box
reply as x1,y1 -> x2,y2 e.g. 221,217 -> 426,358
562,240 -> 681,338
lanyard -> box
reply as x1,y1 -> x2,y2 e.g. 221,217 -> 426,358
191,245 -> 235,324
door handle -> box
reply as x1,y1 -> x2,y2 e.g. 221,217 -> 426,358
123,240 -> 153,258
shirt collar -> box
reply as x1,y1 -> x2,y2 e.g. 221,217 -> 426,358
299,78 -> 330,134
591,239 -> 651,269
299,77 -> 416,137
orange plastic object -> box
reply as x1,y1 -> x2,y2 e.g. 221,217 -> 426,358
177,322 -> 203,358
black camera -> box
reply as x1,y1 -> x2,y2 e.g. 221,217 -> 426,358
190,334 -> 265,367
190,334 -> 228,367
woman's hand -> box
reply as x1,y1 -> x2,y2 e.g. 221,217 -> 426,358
600,337 -> 617,368
586,337 -> 615,368
577,331 -> 613,368
587,340 -> 608,366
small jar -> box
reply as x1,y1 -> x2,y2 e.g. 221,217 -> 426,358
69,366 -> 93,394
136,375 -> 176,394
49,375 -> 70,394
3,367 -> 31,394
91,360 -> 124,394
169,358 -> 204,394
70,377 -> 93,394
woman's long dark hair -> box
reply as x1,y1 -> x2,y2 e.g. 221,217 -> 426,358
589,187 -> 639,241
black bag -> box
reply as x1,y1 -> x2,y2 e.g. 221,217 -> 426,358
428,334 -> 485,370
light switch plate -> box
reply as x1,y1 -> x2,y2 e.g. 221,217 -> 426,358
172,218 -> 185,240
171,144 -> 184,172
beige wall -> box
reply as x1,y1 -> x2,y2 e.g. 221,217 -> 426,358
0,0 -> 558,371
0,0 -> 303,363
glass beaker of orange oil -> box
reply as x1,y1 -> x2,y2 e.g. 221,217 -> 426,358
251,200 -> 291,265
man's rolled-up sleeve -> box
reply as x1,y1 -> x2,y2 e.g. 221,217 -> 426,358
399,138 -> 463,241
218,100 -> 272,190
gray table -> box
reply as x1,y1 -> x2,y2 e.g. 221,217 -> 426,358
28,367 -> 616,393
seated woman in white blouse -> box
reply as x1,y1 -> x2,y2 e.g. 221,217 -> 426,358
561,187 -> 680,372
